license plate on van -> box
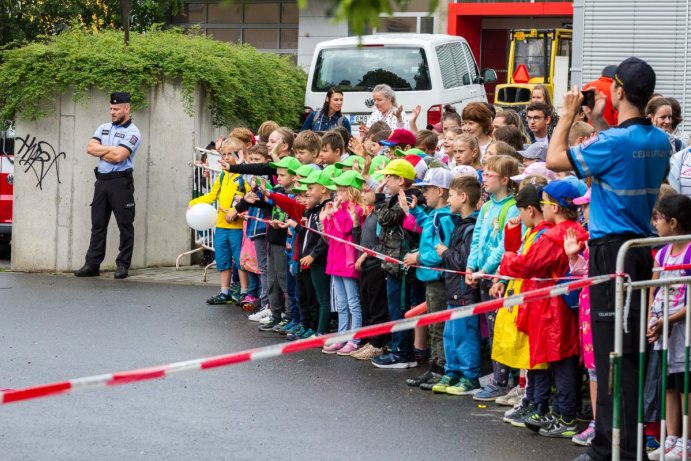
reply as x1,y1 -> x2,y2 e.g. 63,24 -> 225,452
349,114 -> 369,125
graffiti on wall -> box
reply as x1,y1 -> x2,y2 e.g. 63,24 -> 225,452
15,134 -> 66,190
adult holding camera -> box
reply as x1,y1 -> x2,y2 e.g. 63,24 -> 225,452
547,57 -> 671,461
75,92 -> 141,280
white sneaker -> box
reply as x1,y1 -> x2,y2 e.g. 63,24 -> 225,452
496,385 -> 525,406
504,400 -> 523,417
665,438 -> 691,461
649,436 -> 679,461
248,307 -> 272,322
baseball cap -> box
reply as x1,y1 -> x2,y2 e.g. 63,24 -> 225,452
370,155 -> 390,175
288,163 -> 320,177
510,162 -> 557,182
381,159 -> 416,181
269,156 -> 301,173
542,180 -> 581,208
379,129 -> 416,147
298,169 -> 336,190
426,122 -> 443,133
518,142 -> 548,161
404,154 -> 428,181
602,65 -> 617,79
292,183 -> 308,193
335,155 -> 365,170
561,175 -> 589,196
331,170 -> 365,191
415,167 -> 453,189
573,188 -> 591,206
613,57 -> 656,101
451,165 -> 480,181
394,147 -> 425,158
515,184 -> 543,210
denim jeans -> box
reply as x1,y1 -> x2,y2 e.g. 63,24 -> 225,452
253,237 -> 269,309
443,304 -> 481,379
386,275 -> 412,359
286,256 -> 300,324
247,272 -> 259,298
332,276 -> 362,343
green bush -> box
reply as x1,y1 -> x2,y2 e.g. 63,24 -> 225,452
0,28 -> 307,129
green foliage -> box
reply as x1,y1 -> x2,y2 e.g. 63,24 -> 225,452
0,0 -> 182,50
0,28 -> 307,129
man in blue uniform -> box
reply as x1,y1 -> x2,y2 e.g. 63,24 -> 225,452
75,92 -> 142,279
546,58 -> 671,461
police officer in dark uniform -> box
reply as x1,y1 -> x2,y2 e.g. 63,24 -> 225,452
75,92 -> 141,279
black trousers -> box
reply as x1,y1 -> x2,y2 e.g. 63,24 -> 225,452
551,354 -> 580,420
298,268 -> 318,331
526,369 -> 551,413
359,264 -> 389,348
85,173 -> 135,268
587,236 -> 652,461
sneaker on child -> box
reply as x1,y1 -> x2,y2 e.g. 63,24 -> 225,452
248,307 -> 272,322
496,385 -> 525,406
350,344 -> 383,361
431,375 -> 460,393
406,370 -> 440,387
445,377 -> 481,396
649,436 -> 679,461
322,342 -> 345,354
206,292 -> 234,305
336,341 -> 359,356
538,416 -> 578,438
473,380 -> 510,401
572,420 -> 596,446
371,352 -> 418,369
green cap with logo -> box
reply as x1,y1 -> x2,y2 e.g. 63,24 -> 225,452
335,155 -> 365,170
394,147 -> 425,158
269,156 -> 302,173
331,170 -> 365,191
298,169 -> 336,190
289,163 -> 320,177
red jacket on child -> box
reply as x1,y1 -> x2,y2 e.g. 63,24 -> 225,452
499,220 -> 588,367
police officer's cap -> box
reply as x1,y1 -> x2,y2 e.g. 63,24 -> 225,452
110,92 -> 131,104
613,57 -> 656,101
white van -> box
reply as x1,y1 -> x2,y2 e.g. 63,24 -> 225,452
304,34 -> 497,134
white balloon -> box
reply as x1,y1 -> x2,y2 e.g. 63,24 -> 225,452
186,203 -> 217,231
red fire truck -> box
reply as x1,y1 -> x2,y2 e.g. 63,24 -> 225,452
0,124 -> 14,243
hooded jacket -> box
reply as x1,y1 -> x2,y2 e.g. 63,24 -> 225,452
409,204 -> 457,282
466,194 -> 519,275
500,220 -> 589,367
323,202 -> 365,279
440,211 -> 479,306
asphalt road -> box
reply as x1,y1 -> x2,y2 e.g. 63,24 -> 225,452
0,273 -> 586,461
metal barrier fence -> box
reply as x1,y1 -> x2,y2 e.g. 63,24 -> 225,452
175,147 -> 222,281
612,234 -> 691,461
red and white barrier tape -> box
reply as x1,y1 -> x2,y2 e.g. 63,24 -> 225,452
0,274 -> 616,406
243,213 -> 586,283
653,264 -> 691,273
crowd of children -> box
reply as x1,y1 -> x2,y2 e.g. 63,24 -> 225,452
188,88 -> 691,458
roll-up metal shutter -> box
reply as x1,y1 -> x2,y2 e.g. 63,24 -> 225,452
580,0 -> 691,130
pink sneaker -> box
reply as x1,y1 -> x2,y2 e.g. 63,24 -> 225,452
321,342 -> 345,354
337,341 -> 360,356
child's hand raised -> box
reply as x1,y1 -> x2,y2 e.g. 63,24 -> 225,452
563,227 -> 583,257
506,217 -> 521,230
259,178 -> 269,196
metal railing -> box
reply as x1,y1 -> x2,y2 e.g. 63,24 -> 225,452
175,147 -> 222,281
612,234 -> 691,460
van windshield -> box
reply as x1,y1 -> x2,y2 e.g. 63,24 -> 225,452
312,47 -> 432,92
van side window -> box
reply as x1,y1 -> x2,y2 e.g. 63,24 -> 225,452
462,43 -> 479,84
449,42 -> 472,86
436,44 -> 459,89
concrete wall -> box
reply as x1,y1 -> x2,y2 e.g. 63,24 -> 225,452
12,81 -> 222,272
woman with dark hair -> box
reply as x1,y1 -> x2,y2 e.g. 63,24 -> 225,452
301,87 -> 352,134
493,125 -> 526,152
442,104 -> 463,132
461,102 -> 493,157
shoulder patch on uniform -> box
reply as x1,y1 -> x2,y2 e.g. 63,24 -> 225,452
129,135 -> 138,145
114,132 -> 125,138
580,133 -> 599,149
101,130 -> 110,135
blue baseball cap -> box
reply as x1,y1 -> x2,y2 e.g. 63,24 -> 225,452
542,180 -> 581,209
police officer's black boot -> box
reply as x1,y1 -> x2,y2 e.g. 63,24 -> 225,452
74,264 -> 100,277
114,264 -> 128,280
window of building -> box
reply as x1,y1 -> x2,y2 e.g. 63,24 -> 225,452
375,13 -> 435,34
172,1 -> 298,58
